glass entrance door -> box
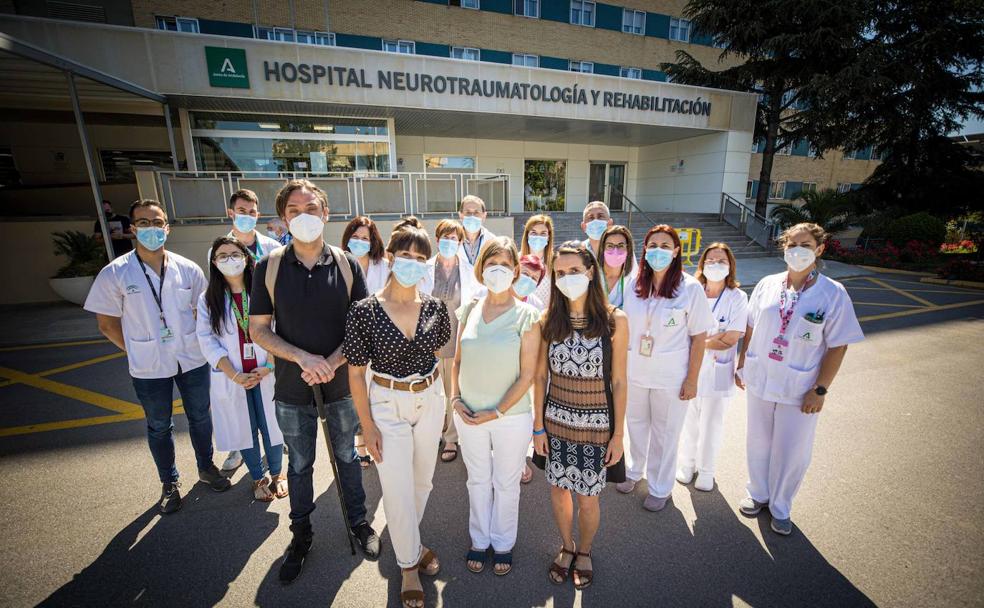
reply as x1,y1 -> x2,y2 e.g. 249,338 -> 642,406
588,162 -> 626,210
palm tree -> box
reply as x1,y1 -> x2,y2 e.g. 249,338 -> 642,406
769,188 -> 854,234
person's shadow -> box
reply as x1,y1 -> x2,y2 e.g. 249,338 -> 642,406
38,478 -> 280,607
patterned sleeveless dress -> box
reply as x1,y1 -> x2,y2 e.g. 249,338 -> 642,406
543,323 -> 612,496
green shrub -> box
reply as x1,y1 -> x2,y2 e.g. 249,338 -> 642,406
885,213 -> 947,248
51,230 -> 107,278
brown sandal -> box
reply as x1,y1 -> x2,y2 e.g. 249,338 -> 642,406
573,551 -> 593,590
400,566 -> 424,608
418,548 -> 440,576
252,477 -> 274,502
548,545 -> 576,584
355,441 -> 371,469
271,473 -> 289,499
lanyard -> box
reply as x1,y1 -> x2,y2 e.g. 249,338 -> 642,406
137,255 -> 167,327
465,233 -> 483,265
230,231 -> 264,262
777,269 -> 817,337
602,272 -> 626,309
228,291 -> 250,338
710,288 -> 725,313
643,297 -> 660,336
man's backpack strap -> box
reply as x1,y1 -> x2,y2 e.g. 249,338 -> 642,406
328,245 -> 353,300
265,245 -> 287,310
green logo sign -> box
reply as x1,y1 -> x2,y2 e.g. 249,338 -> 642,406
205,47 -> 249,89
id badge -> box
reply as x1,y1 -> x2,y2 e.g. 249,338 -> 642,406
639,334 -> 654,357
159,326 -> 175,343
242,342 -> 256,360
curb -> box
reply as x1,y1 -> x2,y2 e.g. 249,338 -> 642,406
857,265 -> 935,277
920,277 -> 984,290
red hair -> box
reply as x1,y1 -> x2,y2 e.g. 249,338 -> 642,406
635,224 -> 684,300
519,254 -> 545,285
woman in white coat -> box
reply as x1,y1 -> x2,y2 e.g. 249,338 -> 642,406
676,243 -> 748,491
196,236 -> 285,502
617,225 -> 714,512
736,222 -> 863,536
343,216 -> 390,294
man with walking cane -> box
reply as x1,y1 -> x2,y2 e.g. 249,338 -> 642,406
249,179 -> 381,585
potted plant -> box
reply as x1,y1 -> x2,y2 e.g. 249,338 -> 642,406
48,230 -> 108,305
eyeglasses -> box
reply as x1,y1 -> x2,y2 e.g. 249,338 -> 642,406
215,253 -> 245,263
133,219 -> 167,228
604,242 -> 628,251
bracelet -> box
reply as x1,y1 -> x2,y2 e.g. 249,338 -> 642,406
451,396 -> 463,405
532,428 -> 546,436
263,362 -> 274,370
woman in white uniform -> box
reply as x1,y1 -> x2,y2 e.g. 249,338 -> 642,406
343,216 -> 390,294
519,214 -> 555,308
617,225 -> 714,512
676,243 -> 748,491
736,222 -> 863,535
599,225 -> 636,309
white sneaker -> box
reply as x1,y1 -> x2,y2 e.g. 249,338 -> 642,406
221,451 -> 243,472
675,467 -> 695,485
615,480 -> 637,494
694,472 -> 714,492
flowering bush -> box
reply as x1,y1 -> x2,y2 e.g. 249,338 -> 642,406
940,240 -> 978,254
938,259 -> 984,282
824,239 -> 940,269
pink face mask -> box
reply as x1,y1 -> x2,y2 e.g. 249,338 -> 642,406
605,248 -> 628,268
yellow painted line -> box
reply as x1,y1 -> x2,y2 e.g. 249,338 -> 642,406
0,339 -> 109,353
853,301 -> 923,309
865,277 -> 935,307
0,366 -> 142,415
845,286 -> 980,295
0,400 -> 184,437
857,265 -> 935,277
0,352 -> 127,389
858,299 -> 984,322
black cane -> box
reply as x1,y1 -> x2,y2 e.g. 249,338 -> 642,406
312,384 -> 357,556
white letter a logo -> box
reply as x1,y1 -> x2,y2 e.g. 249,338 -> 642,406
220,58 -> 236,74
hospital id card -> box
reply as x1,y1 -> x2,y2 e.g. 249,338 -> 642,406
159,326 -> 175,343
639,334 -> 654,357
242,343 -> 256,360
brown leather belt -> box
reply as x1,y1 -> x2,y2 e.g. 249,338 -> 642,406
372,368 -> 440,393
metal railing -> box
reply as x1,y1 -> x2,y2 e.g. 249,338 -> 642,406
720,192 -> 779,251
152,170 -> 510,221
610,187 -> 660,230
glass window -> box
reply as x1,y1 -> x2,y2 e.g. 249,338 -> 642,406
570,0 -> 595,26
295,30 -> 315,44
460,0 -> 480,7
669,17 -> 691,42
425,156 -> 476,172
274,27 -> 295,42
194,137 -> 389,174
512,53 -> 539,67
524,160 -> 566,211
155,16 -> 199,33
768,181 -> 787,200
776,144 -> 792,156
383,39 -> 415,54
100,150 -> 174,183
570,60 -> 593,73
622,9 -> 645,35
190,113 -> 388,135
314,32 -> 335,46
802,182 -> 818,193
842,149 -> 857,160
515,0 -> 539,18
836,182 -> 852,194
746,180 -> 753,198
451,47 -> 480,61
254,26 -> 274,40
620,67 -> 642,79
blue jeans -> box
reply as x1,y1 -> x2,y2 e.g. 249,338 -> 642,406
241,386 -> 284,481
275,397 -> 367,528
131,363 -> 214,483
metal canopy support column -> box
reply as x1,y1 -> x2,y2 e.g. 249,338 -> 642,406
67,71 -> 114,262
162,102 -> 179,171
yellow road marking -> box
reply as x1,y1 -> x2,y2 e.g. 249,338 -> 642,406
0,352 -> 127,389
0,401 -> 186,437
853,301 -> 923,309
0,366 -> 142,415
0,339 -> 109,353
845,286 -> 979,294
859,299 -> 984,322
864,277 -> 935,306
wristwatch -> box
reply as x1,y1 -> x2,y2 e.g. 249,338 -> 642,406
813,385 -> 828,396
494,408 -> 504,418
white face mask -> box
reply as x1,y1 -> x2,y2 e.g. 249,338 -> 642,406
216,257 -> 246,277
702,262 -> 730,283
556,273 -> 590,301
482,264 -> 515,294
784,246 -> 816,272
288,213 -> 325,243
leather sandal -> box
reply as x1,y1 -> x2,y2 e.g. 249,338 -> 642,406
400,566 -> 424,608
252,477 -> 274,502
548,545 -> 576,584
271,473 -> 289,499
573,551 -> 593,590
492,551 -> 513,576
418,548 -> 440,576
466,547 -> 489,573
440,443 -> 458,463
355,441 -> 371,469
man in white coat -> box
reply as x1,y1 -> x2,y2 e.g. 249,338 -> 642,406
458,195 -> 495,278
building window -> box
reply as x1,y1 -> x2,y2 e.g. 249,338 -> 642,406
273,27 -> 295,42
746,180 -> 754,198
836,182 -> 852,194
315,32 -> 335,46
100,150 -> 174,183
451,46 -> 480,61
776,144 -> 792,156
620,67 -> 642,79
622,9 -> 645,34
570,1 -> 595,26
807,146 -> 818,158
453,0 -> 480,7
570,60 -> 593,73
515,0 -> 539,18
842,149 -> 857,160
768,181 -> 787,200
512,53 -> 539,67
425,156 -> 476,172
802,182 -> 818,194
155,16 -> 199,33
383,39 -> 415,54
669,17 -> 691,42
524,160 -> 566,211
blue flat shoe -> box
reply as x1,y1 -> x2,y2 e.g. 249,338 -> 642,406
492,551 -> 513,576
466,547 -> 490,573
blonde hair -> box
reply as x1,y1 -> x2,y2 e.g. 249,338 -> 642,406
695,242 -> 740,288
778,222 -> 827,248
519,214 -> 554,270
474,236 -> 519,283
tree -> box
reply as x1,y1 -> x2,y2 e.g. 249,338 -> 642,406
662,0 -> 870,216
769,188 -> 854,233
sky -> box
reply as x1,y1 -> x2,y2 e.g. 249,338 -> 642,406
957,116 -> 984,136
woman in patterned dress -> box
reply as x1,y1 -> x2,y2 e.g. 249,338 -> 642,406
533,241 -> 628,590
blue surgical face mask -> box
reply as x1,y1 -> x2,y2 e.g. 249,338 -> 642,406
391,257 -> 428,287
462,215 -> 483,234
585,219 -> 609,241
136,227 -> 167,251
438,237 -> 459,259
233,213 -> 257,233
645,247 -> 674,272
527,234 -> 549,253
267,230 -> 280,240
347,238 -> 371,258
513,274 -> 538,298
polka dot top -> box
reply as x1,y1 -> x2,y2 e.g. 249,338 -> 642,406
344,294 -> 452,379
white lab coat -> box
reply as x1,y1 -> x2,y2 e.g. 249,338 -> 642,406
363,257 -> 390,294
459,227 -> 496,278
696,287 -> 749,398
195,292 -> 282,452
206,230 -> 283,267
421,254 -> 482,304
84,250 -> 207,379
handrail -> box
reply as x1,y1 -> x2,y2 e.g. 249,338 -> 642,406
610,186 -> 660,229
720,191 -> 778,252
721,192 -> 770,224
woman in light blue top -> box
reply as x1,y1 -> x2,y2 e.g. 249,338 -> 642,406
452,236 -> 541,577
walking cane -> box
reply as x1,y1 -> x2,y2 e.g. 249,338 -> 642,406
312,384 -> 357,556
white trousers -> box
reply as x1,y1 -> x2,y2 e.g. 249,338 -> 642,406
745,392 -> 820,521
438,357 -> 459,444
625,384 -> 690,498
678,395 -> 729,476
370,381 -> 445,567
454,411 -> 533,552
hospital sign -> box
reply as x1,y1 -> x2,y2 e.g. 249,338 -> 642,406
205,47 -> 250,89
